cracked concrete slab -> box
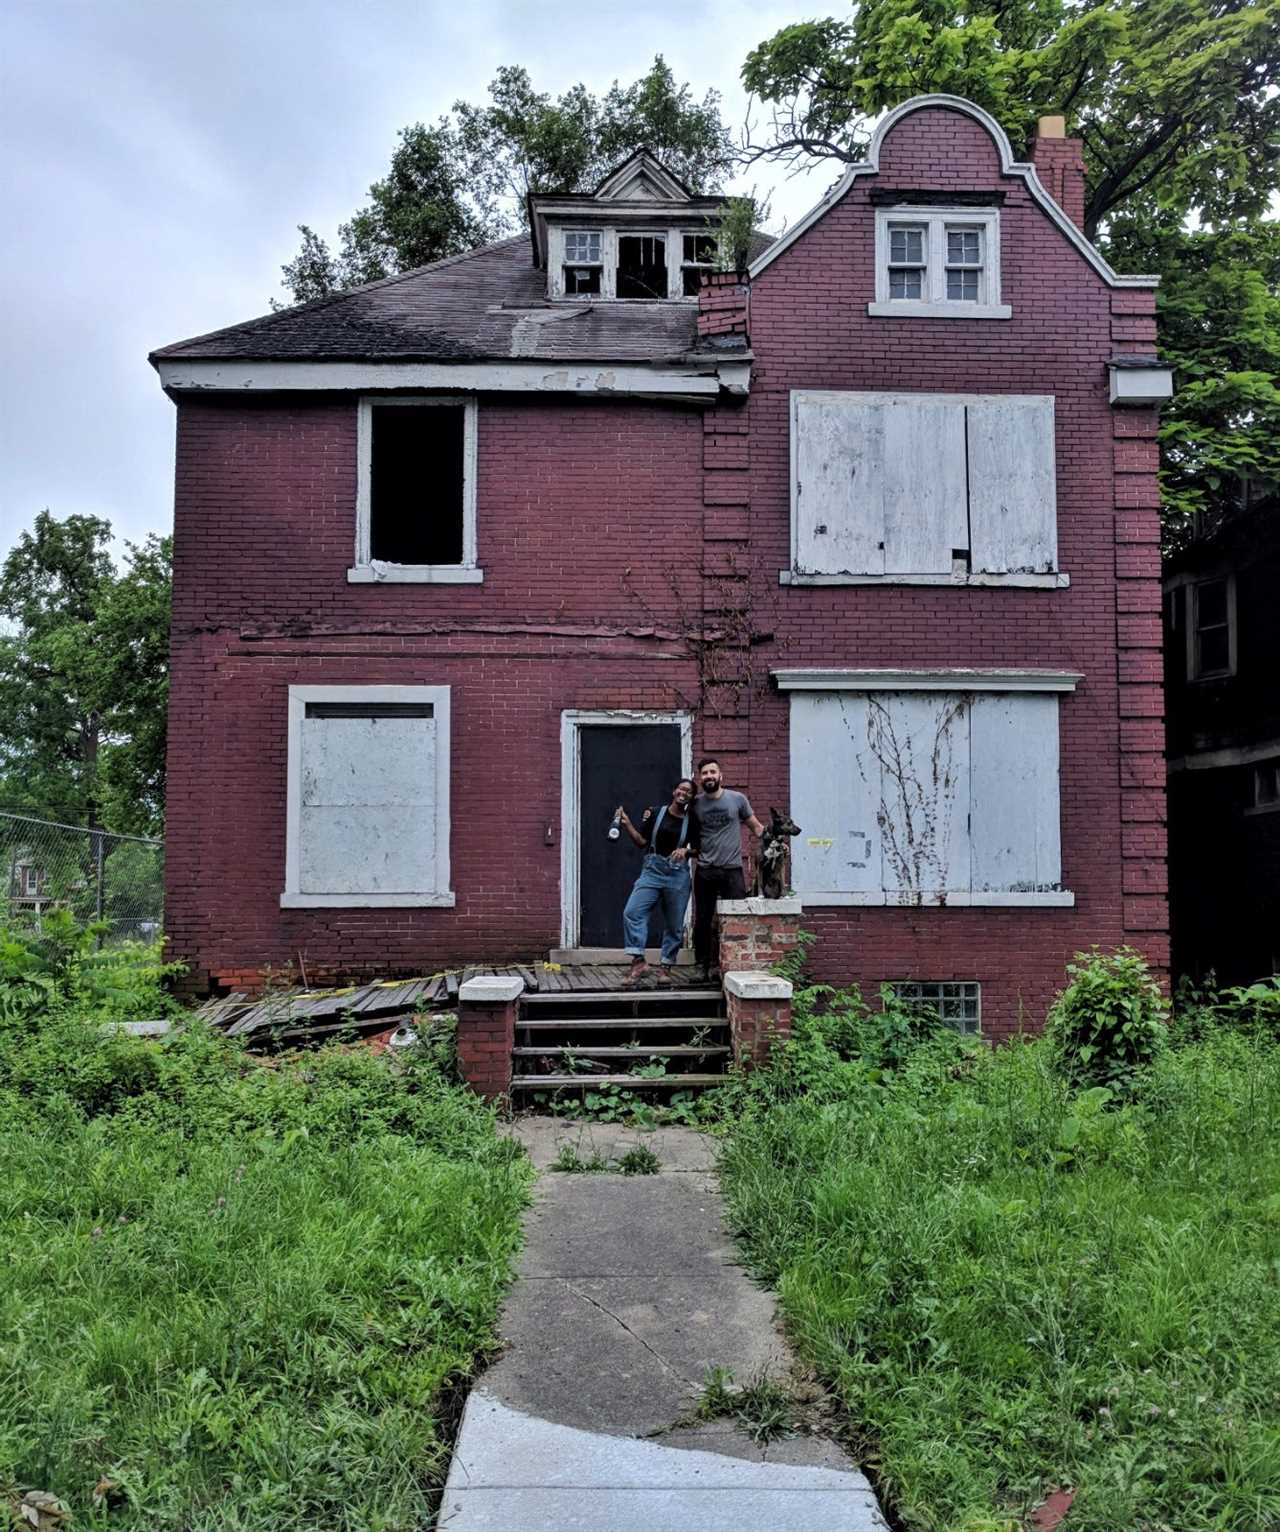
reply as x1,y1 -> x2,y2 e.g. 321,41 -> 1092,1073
442,1117 -> 887,1529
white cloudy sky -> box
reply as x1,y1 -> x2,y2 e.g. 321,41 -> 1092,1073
1,0 -> 838,556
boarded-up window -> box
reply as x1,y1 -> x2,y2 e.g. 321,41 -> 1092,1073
284,686 -> 452,907
789,689 -> 1064,900
791,391 -> 1057,578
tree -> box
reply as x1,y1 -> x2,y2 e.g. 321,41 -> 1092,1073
740,0 -> 1280,540
0,514 -> 171,834
278,56 -> 733,304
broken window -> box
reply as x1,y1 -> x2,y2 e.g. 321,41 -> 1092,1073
368,402 -> 466,566
616,235 -> 668,299
563,229 -> 602,295
1191,577 -> 1233,678
681,232 -> 719,296
889,980 -> 981,1034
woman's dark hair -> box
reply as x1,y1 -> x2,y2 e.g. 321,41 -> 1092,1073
673,777 -> 695,794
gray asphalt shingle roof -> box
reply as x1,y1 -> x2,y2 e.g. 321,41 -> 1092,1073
151,234 -> 772,367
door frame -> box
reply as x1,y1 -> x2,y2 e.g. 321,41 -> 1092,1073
559,709 -> 694,949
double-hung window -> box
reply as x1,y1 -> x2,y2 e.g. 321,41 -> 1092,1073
348,397 -> 480,584
681,232 -> 719,296
871,207 -> 1009,319
787,390 -> 1062,586
1190,577 -> 1234,679
776,669 -> 1079,907
282,685 -> 453,908
563,230 -> 603,296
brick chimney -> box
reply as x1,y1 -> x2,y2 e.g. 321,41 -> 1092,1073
697,270 -> 749,343
1029,115 -> 1087,233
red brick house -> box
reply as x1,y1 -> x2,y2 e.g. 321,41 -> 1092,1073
151,94 -> 1173,1038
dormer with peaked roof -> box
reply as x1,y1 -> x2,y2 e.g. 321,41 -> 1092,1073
528,149 -> 727,303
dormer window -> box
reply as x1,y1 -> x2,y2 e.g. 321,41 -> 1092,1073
563,230 -> 602,296
681,233 -> 719,296
616,235 -> 667,299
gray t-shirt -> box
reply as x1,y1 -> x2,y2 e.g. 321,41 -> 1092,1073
691,789 -> 754,870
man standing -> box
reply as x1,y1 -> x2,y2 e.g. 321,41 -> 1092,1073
690,757 -> 765,979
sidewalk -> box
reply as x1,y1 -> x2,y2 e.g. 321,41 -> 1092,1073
439,1120 -> 887,1531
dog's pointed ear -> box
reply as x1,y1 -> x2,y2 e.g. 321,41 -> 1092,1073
770,806 -> 779,818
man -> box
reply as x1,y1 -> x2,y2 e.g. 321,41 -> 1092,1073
689,757 -> 765,979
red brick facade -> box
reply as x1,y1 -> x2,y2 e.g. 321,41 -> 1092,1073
162,100 -> 1168,1036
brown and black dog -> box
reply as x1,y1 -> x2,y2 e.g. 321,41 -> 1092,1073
756,807 -> 802,899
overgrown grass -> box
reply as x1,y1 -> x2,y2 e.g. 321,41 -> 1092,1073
0,1001 -> 531,1529
716,993 -> 1280,1531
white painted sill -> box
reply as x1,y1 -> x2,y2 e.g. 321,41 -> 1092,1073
801,890 -> 1076,908
347,565 -> 484,584
780,570 -> 1069,590
280,891 -> 457,908
867,300 -> 1012,320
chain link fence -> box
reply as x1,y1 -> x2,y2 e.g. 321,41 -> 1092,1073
0,812 -> 164,944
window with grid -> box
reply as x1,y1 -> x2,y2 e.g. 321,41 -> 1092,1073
887,223 -> 926,299
945,226 -> 983,301
873,208 -> 1006,317
681,232 -> 719,296
563,230 -> 602,295
890,981 -> 981,1034
1192,577 -> 1233,678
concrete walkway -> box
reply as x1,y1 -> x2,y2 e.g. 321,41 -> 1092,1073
439,1120 -> 887,1531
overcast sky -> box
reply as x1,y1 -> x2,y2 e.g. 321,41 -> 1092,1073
1,0 -> 837,559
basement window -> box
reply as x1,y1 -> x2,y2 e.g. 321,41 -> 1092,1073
617,235 -> 668,299
889,980 -> 981,1034
563,230 -> 603,296
681,232 -> 719,296
349,397 -> 481,584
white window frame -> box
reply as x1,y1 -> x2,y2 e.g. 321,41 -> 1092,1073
776,667 -> 1079,907
562,229 -> 605,296
869,207 -> 1010,319
281,684 -> 453,908
679,230 -> 720,296
348,396 -> 481,585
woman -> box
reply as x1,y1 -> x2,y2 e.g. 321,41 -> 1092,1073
616,777 -> 699,986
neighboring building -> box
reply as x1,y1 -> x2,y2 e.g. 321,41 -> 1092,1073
151,94 -> 1173,1037
1164,496 -> 1280,985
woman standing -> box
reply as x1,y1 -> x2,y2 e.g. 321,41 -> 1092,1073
615,777 -> 699,986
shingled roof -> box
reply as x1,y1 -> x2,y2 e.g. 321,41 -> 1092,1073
151,233 -> 773,369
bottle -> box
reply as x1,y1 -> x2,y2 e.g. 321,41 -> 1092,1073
608,809 -> 623,841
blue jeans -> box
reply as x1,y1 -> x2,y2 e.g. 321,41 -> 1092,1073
623,854 -> 692,965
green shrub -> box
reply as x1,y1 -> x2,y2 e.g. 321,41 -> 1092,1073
1045,946 -> 1169,1092
0,910 -> 183,1023
1216,976 -> 1280,1041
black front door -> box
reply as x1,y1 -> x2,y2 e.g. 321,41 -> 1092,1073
578,723 -> 682,948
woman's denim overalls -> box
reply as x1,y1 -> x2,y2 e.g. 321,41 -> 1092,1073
621,806 -> 693,965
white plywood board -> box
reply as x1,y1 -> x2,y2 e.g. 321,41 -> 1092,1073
789,694 -> 883,894
966,396 -> 1057,574
969,694 -> 1062,892
881,397 -> 967,576
793,394 -> 886,576
300,716 -> 435,809
299,806 -> 436,895
871,693 -> 970,895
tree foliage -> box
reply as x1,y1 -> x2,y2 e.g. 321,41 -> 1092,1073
0,513 -> 170,834
278,56 -> 733,304
741,0 -> 1280,538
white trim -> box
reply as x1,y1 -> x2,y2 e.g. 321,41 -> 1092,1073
353,396 -> 479,580
723,972 -> 794,1000
800,890 -> 1076,907
458,975 -> 525,1003
748,94 -> 1158,290
1109,366 -> 1173,405
1168,738 -> 1280,773
559,709 -> 694,949
156,358 -> 750,397
781,571 -> 1069,588
871,206 -> 1011,319
282,684 -> 452,908
772,668 -> 1082,693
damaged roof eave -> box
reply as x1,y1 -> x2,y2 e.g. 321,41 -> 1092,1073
153,355 -> 752,400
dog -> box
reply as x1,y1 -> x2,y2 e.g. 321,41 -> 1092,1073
757,807 -> 802,899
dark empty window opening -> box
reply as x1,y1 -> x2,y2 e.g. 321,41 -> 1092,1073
369,404 -> 465,565
617,235 -> 667,299
1193,577 -> 1231,677
565,265 -> 601,295
306,702 -> 434,720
